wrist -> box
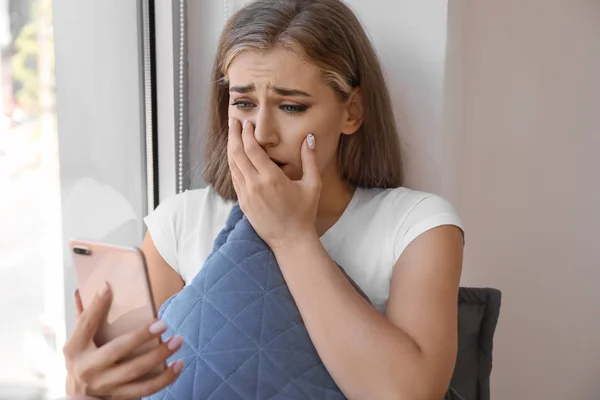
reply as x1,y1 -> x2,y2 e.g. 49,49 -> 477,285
272,230 -> 323,257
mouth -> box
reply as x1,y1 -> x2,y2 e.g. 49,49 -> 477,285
270,158 -> 287,168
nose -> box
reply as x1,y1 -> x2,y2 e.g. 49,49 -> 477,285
252,108 -> 280,148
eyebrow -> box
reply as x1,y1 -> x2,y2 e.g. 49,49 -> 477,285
229,83 -> 312,97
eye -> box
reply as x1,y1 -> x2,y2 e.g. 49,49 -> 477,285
230,101 -> 255,111
280,104 -> 309,114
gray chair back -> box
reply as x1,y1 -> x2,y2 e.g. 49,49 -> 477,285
450,287 -> 502,400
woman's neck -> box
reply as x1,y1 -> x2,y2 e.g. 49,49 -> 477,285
315,164 -> 354,236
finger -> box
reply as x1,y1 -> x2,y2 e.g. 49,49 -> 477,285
74,289 -> 84,317
231,170 -> 243,202
94,334 -> 184,389
227,131 -> 245,188
94,319 -> 170,368
110,360 -> 184,399
228,118 -> 257,179
67,282 -> 112,352
241,120 -> 278,174
300,133 -> 321,187
229,152 -> 245,192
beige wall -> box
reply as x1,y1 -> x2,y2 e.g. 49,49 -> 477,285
454,0 -> 600,398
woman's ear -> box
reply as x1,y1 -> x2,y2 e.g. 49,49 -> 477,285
341,88 -> 364,135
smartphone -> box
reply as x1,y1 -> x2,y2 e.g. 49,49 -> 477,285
70,239 -> 165,372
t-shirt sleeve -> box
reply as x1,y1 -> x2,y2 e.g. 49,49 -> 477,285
143,193 -> 187,274
392,193 -> 464,261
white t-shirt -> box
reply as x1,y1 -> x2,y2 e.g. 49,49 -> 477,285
144,186 -> 463,313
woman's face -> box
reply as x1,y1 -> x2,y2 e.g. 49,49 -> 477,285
227,47 -> 360,181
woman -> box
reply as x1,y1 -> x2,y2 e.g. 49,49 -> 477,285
63,0 -> 464,398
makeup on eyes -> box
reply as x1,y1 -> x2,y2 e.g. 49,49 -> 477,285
229,99 -> 310,114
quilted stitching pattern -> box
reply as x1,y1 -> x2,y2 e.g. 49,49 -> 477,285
144,206 -> 346,400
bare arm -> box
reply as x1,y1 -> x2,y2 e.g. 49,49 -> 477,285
142,231 -> 185,310
273,225 -> 464,400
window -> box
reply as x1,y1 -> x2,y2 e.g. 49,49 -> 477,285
0,0 -> 65,398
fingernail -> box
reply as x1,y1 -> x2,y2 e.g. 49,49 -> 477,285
228,117 -> 233,128
74,289 -> 79,298
169,360 -> 184,374
149,320 -> 168,334
243,120 -> 250,129
98,282 -> 110,298
307,133 -> 316,149
167,335 -> 184,351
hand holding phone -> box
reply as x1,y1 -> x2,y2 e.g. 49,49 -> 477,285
63,240 -> 184,398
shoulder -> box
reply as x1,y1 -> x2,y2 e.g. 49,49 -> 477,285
143,186 -> 234,273
157,185 -> 231,211
356,187 -> 463,260
145,186 -> 233,233
356,187 -> 461,223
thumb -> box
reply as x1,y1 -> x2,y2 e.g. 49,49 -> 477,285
300,133 -> 320,186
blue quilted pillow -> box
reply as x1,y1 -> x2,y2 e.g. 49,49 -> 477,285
144,205 -> 348,400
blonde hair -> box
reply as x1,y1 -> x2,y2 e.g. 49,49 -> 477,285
203,0 -> 403,200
